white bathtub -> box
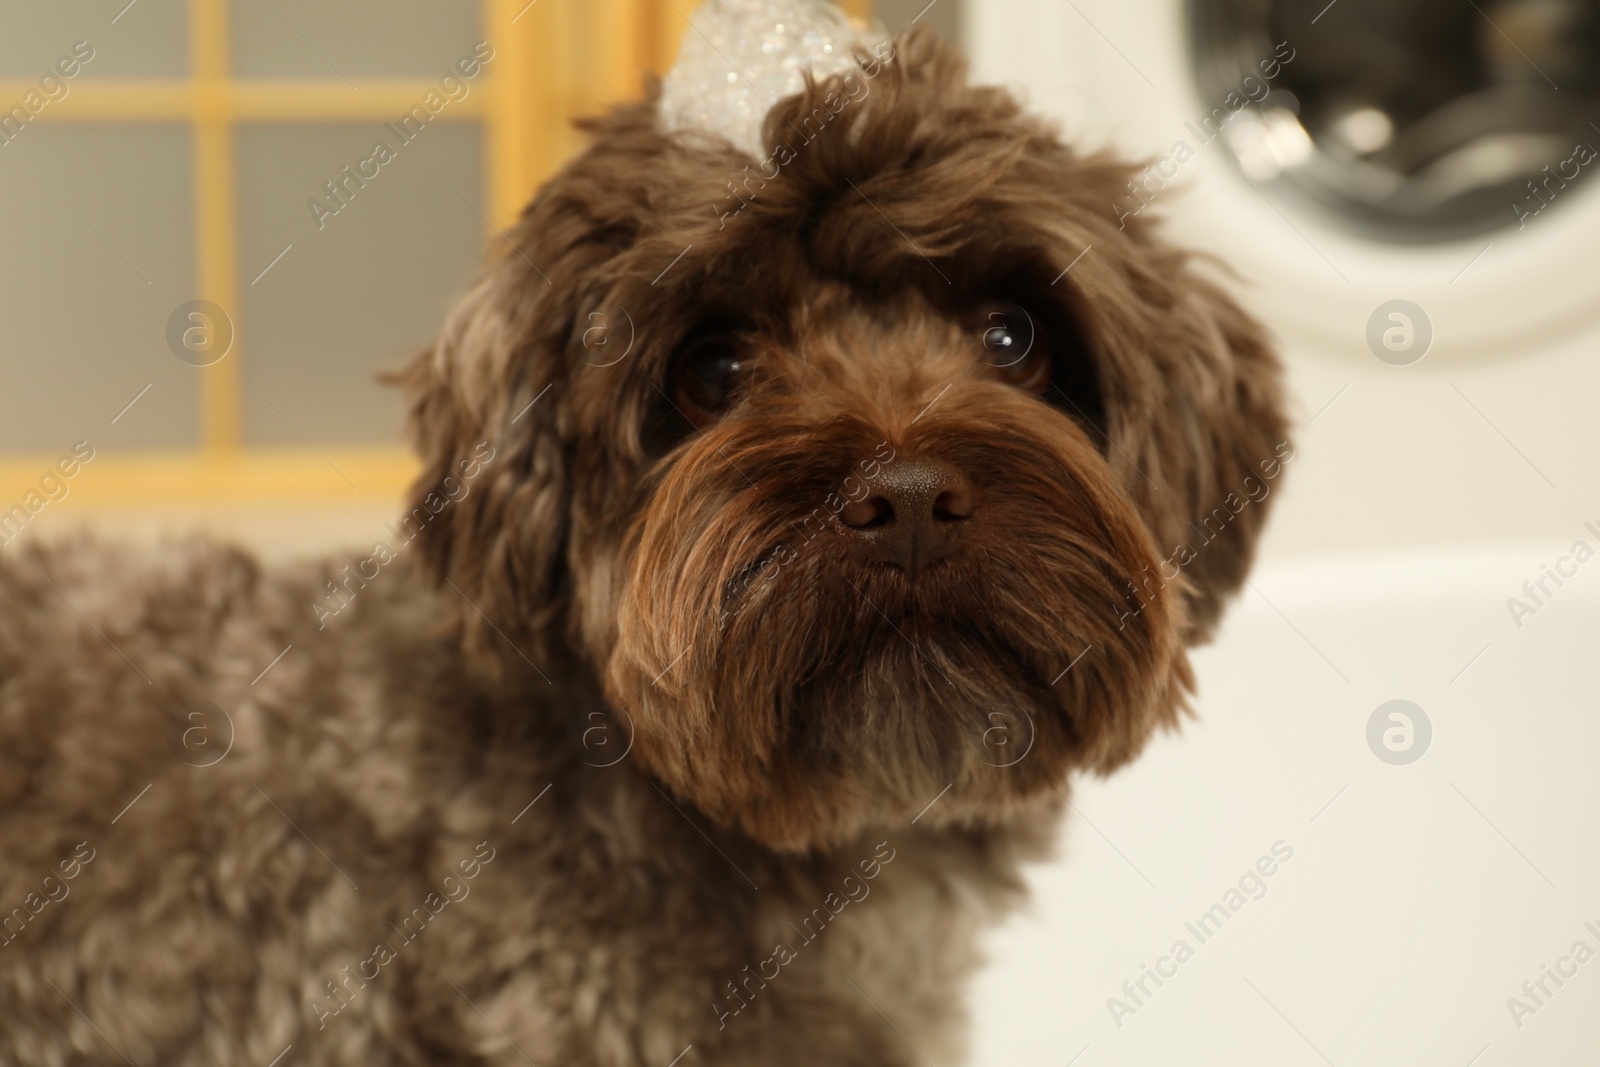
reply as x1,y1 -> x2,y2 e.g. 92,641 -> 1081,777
969,544 -> 1600,1066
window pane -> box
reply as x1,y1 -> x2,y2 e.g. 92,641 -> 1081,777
236,121 -> 485,447
231,0 -> 482,79
0,125 -> 199,451
0,0 -> 187,80
876,0 -> 963,42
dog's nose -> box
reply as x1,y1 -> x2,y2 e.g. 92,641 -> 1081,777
838,457 -> 976,574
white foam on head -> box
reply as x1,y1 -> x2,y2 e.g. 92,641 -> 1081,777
658,0 -> 881,157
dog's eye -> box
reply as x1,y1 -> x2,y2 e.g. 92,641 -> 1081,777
670,333 -> 747,426
974,301 -> 1051,394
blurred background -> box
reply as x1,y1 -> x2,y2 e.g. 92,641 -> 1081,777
3,0 -> 1597,1064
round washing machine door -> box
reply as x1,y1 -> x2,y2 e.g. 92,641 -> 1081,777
1191,0 -> 1600,242
968,0 -> 1600,364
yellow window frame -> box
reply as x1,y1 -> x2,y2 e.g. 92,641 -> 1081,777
0,0 -> 870,507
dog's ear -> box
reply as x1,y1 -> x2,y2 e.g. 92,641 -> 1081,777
395,239 -> 571,665
1170,273 -> 1291,640
1103,250 -> 1291,644
395,95 -> 674,667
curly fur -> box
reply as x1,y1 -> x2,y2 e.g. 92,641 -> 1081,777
0,29 -> 1286,1067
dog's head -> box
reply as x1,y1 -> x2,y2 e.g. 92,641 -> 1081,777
400,25 -> 1289,851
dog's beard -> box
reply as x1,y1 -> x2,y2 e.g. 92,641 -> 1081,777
604,389 -> 1189,851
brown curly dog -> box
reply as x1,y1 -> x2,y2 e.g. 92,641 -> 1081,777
0,25 -> 1287,1067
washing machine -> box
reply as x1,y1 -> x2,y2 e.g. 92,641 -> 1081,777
958,2 -> 1600,1064
962,0 -> 1600,554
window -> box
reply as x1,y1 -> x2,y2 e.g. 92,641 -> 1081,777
0,0 -> 872,511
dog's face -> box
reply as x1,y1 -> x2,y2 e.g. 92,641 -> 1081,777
402,31 -> 1288,851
